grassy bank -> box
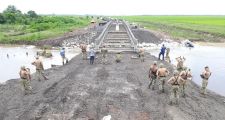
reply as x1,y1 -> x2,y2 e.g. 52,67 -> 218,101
0,16 -> 90,44
119,16 -> 225,42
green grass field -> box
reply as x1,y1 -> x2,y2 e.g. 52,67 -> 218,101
0,16 -> 90,44
119,16 -> 225,42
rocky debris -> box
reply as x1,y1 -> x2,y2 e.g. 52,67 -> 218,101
36,24 -> 105,47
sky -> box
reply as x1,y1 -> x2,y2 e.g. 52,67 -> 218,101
0,0 -> 225,15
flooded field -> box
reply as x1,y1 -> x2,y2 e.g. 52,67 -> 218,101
0,45 -> 80,83
145,42 -> 225,96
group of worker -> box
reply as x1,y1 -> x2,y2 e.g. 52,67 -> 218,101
79,43 -> 212,105
79,44 -> 123,64
19,43 -> 212,102
79,43 -> 96,64
19,56 -> 48,95
147,44 -> 212,105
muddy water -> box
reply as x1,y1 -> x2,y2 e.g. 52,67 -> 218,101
0,45 -> 80,83
145,42 -> 225,96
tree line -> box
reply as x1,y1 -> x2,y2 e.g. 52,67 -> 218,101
0,5 -> 89,32
0,5 -> 38,24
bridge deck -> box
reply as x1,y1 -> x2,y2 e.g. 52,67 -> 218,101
96,21 -> 136,52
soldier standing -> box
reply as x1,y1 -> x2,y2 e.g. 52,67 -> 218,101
80,43 -> 87,60
167,71 -> 185,105
101,46 -> 108,64
179,68 -> 192,97
200,66 -> 212,95
176,56 -> 186,72
156,63 -> 169,93
139,47 -> 145,62
32,56 -> 48,81
19,66 -> 32,95
165,48 -> 171,63
148,61 -> 158,90
115,52 -> 122,63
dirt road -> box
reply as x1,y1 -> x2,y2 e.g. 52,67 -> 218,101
0,53 -> 225,120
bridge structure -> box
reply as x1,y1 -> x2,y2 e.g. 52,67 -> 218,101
94,20 -> 139,52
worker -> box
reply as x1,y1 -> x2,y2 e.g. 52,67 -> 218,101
148,61 -> 158,90
19,66 -> 32,95
158,44 -> 166,60
200,66 -> 212,96
156,63 -> 169,93
31,56 -> 48,81
168,71 -> 185,105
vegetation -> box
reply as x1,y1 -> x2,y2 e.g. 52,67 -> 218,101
119,16 -> 225,42
0,5 -> 90,44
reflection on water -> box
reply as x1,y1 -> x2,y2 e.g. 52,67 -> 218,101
0,45 -> 80,83
145,42 -> 225,96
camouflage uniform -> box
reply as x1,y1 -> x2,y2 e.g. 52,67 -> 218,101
32,57 -> 48,81
180,70 -> 190,97
157,63 -> 168,93
177,67 -> 184,72
116,53 -> 122,63
21,78 -> 32,94
176,58 -> 186,72
36,69 -> 45,81
19,67 -> 32,95
80,44 -> 87,60
149,74 -> 157,89
180,81 -> 187,97
170,84 -> 180,104
140,53 -> 145,62
139,48 -> 145,62
201,78 -> 208,95
101,48 -> 108,64
158,76 -> 166,92
82,50 -> 87,60
168,73 -> 183,105
200,67 -> 211,95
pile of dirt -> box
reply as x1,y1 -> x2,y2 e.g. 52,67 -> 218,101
0,53 -> 225,120
131,29 -> 162,44
35,24 -> 105,47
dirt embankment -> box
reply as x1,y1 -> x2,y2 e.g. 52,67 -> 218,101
35,24 -> 104,47
0,53 -> 225,120
131,29 -> 162,44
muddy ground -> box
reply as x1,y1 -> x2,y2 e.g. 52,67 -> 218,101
131,29 -> 162,44
1,26 -> 225,120
0,53 -> 225,120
